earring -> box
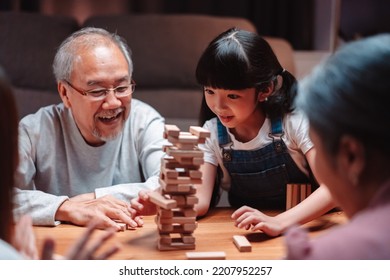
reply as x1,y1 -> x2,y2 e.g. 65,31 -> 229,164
265,97 -> 268,102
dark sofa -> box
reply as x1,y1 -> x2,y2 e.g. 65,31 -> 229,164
0,12 -> 295,129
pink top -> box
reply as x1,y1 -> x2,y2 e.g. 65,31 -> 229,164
284,180 -> 390,259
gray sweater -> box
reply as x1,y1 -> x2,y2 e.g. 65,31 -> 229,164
14,99 -> 167,226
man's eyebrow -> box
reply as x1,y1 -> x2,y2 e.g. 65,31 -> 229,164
86,76 -> 130,86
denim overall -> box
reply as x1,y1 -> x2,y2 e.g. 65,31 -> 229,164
217,117 -> 317,209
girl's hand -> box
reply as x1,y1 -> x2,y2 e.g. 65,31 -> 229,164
231,206 -> 284,237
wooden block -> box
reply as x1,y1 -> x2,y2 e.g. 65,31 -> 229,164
161,157 -> 178,169
196,137 -> 207,144
286,184 -> 293,210
165,176 -> 202,185
180,208 -> 197,217
300,184 -> 307,202
113,219 -> 137,230
159,178 -> 196,195
186,195 -> 199,205
159,236 -> 195,245
182,223 -> 198,232
189,126 -> 211,138
161,183 -> 192,194
164,124 -> 180,137
148,191 -> 177,210
158,223 -> 174,232
188,185 -> 197,195
159,223 -> 198,234
158,242 -> 195,251
158,216 -> 196,225
164,185 -> 196,196
189,170 -> 202,179
162,144 -> 174,152
159,234 -> 172,244
233,235 -> 252,252
161,165 -> 179,179
186,251 -> 226,260
158,209 -> 173,218
159,233 -> 195,243
181,234 -> 196,244
163,157 -> 200,169
165,146 -> 204,158
176,143 -> 196,150
291,184 -> 299,207
116,222 -> 126,231
168,134 -> 199,144
126,224 -> 137,230
306,184 -> 312,196
171,195 -> 186,205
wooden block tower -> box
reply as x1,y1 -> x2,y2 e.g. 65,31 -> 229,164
151,124 -> 210,251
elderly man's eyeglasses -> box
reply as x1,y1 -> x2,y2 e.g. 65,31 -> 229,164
65,80 -> 136,101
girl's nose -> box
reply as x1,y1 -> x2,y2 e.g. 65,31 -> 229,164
214,96 -> 227,110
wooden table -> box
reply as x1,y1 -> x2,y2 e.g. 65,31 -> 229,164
33,208 -> 346,260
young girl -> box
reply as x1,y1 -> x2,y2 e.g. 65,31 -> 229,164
285,33 -> 390,259
195,28 -> 335,236
131,28 -> 334,236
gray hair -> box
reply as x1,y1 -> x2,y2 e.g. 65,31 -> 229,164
53,27 -> 133,82
296,33 -> 390,156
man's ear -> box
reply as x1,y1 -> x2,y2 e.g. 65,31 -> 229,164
338,135 -> 365,186
258,83 -> 275,102
58,82 -> 71,108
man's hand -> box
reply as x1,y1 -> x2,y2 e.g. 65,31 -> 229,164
55,195 -> 141,230
130,190 -> 159,217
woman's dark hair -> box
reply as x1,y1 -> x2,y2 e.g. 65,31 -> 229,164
0,66 -> 18,243
196,28 -> 297,125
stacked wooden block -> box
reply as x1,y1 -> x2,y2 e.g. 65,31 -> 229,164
150,124 -> 210,251
286,183 -> 312,210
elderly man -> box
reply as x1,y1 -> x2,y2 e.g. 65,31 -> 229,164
14,27 -> 166,230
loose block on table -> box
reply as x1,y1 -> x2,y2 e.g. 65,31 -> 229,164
186,251 -> 226,260
233,235 -> 252,252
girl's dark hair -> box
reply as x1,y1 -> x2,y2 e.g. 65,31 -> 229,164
196,28 -> 297,125
0,66 -> 18,243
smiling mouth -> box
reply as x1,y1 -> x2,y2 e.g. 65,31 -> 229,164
219,115 -> 233,123
97,109 -> 123,123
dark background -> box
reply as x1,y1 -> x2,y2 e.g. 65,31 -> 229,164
1,0 -> 390,50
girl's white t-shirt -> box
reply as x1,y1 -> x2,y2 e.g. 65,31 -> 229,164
199,110 -> 314,191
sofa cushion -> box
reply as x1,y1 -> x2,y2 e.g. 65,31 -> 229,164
12,87 -> 62,118
266,37 -> 296,75
0,12 -> 79,91
83,14 -> 258,89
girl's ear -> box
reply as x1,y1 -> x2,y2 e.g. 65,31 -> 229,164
58,82 -> 71,108
258,83 -> 275,102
